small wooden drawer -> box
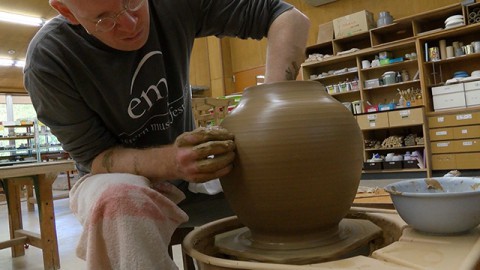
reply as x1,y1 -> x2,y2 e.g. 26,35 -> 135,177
388,108 -> 423,127
453,125 -> 480,139
428,112 -> 480,128
431,154 -> 456,170
429,127 -> 454,141
452,112 -> 480,126
428,114 -> 456,128
357,113 -> 389,130
453,139 -> 480,152
431,141 -> 455,154
455,153 -> 480,169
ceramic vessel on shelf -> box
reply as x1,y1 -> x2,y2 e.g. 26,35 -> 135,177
377,11 -> 393,27
219,81 -> 364,249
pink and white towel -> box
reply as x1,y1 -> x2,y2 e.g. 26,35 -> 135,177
70,173 -> 188,270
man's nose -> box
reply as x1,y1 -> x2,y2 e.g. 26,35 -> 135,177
116,11 -> 138,32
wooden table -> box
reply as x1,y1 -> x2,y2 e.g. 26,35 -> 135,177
353,188 -> 394,209
0,160 -> 76,270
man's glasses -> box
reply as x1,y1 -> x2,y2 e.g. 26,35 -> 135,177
95,0 -> 146,32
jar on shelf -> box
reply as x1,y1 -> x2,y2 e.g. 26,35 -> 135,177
401,70 -> 410,82
377,11 -> 393,27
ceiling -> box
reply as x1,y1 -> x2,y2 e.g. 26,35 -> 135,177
0,0 -> 58,94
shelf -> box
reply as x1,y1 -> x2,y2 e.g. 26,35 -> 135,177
0,148 -> 35,152
310,70 -> 358,81
2,124 -> 34,128
302,53 -> 358,68
305,40 -> 334,56
412,3 -> 463,36
416,23 -> 480,41
362,168 -> 428,174
334,31 -> 371,43
365,145 -> 425,152
0,135 -> 35,140
0,120 -> 66,165
301,5 -> 480,175
361,59 -> 418,72
330,89 -> 361,97
426,106 -> 480,116
363,80 -> 421,91
423,52 -> 480,65
0,160 -> 38,167
370,21 -> 415,47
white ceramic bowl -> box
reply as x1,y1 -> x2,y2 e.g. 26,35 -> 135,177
446,19 -> 464,26
445,15 -> 464,25
471,70 -> 480,77
384,177 -> 480,234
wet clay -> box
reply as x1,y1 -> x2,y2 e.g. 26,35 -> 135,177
219,81 -> 364,251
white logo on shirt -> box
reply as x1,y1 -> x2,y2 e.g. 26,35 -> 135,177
128,51 -> 168,119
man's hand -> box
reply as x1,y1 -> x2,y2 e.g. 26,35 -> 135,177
173,126 -> 235,183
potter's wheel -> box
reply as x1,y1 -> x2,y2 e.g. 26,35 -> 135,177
215,218 -> 382,264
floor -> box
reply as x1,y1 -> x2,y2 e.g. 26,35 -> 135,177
0,190 -> 185,270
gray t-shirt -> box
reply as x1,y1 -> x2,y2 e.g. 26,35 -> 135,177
24,0 -> 292,175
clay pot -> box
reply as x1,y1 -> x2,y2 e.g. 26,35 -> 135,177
219,81 -> 363,247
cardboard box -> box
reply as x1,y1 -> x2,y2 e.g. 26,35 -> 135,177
333,10 -> 376,39
463,80 -> 480,91
317,21 -> 334,44
379,103 -> 396,111
433,92 -> 466,111
466,89 -> 480,107
365,104 -> 378,112
431,83 -> 464,95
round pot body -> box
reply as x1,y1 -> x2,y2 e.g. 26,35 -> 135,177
219,81 -> 363,246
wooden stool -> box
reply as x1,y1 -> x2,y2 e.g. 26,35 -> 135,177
0,160 -> 76,270
191,97 -> 234,127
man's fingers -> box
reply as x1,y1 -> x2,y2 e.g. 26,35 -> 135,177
189,163 -> 234,183
196,152 -> 235,173
176,126 -> 234,147
192,140 -> 235,159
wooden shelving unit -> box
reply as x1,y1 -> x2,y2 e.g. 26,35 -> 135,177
301,3 -> 480,175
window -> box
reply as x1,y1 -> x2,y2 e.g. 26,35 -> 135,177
0,94 -> 36,122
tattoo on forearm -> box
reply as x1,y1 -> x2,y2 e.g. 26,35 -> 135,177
285,61 -> 300,80
133,155 -> 140,175
102,148 -> 115,173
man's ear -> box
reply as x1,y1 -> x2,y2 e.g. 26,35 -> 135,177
49,0 -> 81,25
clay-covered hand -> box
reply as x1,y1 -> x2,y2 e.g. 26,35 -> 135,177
174,126 -> 235,183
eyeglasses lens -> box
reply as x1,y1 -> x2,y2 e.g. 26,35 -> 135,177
95,0 -> 145,32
